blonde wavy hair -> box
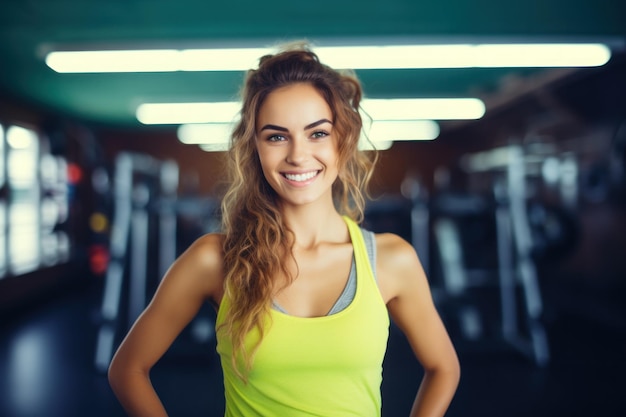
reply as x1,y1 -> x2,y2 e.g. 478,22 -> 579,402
220,43 -> 377,378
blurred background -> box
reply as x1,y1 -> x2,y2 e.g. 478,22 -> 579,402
0,1 -> 625,416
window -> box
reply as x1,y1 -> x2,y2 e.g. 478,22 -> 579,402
7,125 -> 41,275
0,123 -> 71,278
0,124 -> 5,277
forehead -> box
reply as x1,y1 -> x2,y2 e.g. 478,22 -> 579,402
256,83 -> 332,126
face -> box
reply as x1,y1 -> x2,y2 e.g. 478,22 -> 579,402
255,83 -> 339,208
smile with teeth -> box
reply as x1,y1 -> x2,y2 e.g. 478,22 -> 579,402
283,170 -> 320,182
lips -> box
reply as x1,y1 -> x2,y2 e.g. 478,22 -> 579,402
282,170 -> 320,182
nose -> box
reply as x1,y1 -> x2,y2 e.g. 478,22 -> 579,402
285,136 -> 309,165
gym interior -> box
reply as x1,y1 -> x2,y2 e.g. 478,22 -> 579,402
0,2 -> 625,416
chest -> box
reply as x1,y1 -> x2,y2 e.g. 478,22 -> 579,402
273,244 -> 354,317
252,291 -> 390,376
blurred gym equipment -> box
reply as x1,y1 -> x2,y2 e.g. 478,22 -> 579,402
433,145 -> 556,366
94,153 -> 177,372
93,152 -> 218,372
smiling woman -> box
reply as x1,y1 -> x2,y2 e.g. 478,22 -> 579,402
255,84 -> 339,207
107,43 -> 460,417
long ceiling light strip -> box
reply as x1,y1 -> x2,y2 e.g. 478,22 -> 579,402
178,123 -> 234,145
317,44 -> 612,69
45,43 -> 611,73
137,98 -> 485,125
367,120 -> 440,141
361,98 -> 485,120
136,102 -> 241,124
178,120 -> 440,146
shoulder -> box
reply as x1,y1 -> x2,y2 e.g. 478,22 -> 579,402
182,232 -> 224,269
375,232 -> 421,271
372,232 -> 425,303
165,232 -> 225,304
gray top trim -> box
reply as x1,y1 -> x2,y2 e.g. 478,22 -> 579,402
273,227 -> 377,316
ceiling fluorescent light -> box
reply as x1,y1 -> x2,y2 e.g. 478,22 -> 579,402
45,48 -> 274,73
180,48 -> 271,71
366,120 -> 440,141
46,50 -> 181,73
199,143 -> 231,152
362,98 -> 485,120
137,102 -> 240,124
177,123 -> 233,145
143,99 -> 482,125
473,44 -> 611,67
358,139 -> 393,151
320,43 -> 611,69
318,45 -> 476,69
45,43 -> 611,73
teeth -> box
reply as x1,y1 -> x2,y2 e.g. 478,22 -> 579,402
284,171 -> 318,182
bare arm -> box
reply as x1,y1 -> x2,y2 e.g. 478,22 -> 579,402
377,233 -> 460,417
108,234 -> 224,417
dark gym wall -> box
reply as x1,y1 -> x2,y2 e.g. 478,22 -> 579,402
97,128 -> 227,196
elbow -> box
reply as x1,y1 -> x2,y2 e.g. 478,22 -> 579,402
435,359 -> 460,387
107,356 -> 122,392
447,351 -> 461,388
107,353 -> 134,394
426,353 -> 461,389
107,353 -> 151,394
449,358 -> 461,395
443,343 -> 461,386
446,361 -> 461,405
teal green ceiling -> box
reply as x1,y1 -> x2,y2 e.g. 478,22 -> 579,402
0,0 -> 624,128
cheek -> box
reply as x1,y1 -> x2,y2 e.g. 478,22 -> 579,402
257,148 -> 280,177
256,146 -> 270,166
322,145 -> 341,170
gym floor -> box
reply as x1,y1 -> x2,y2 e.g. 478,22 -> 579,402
1,264 -> 625,417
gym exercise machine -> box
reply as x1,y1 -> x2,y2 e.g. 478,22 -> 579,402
93,152 -> 218,372
93,152 -> 178,372
434,144 -> 551,366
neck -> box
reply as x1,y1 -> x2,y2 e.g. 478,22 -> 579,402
280,201 -> 348,250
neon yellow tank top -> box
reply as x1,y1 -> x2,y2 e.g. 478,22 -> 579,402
215,216 -> 390,417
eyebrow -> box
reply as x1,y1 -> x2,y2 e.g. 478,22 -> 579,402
258,118 -> 333,132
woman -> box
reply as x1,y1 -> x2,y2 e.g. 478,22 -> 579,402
108,44 -> 460,417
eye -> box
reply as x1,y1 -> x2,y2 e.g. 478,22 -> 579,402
267,134 -> 287,142
311,130 -> 329,139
